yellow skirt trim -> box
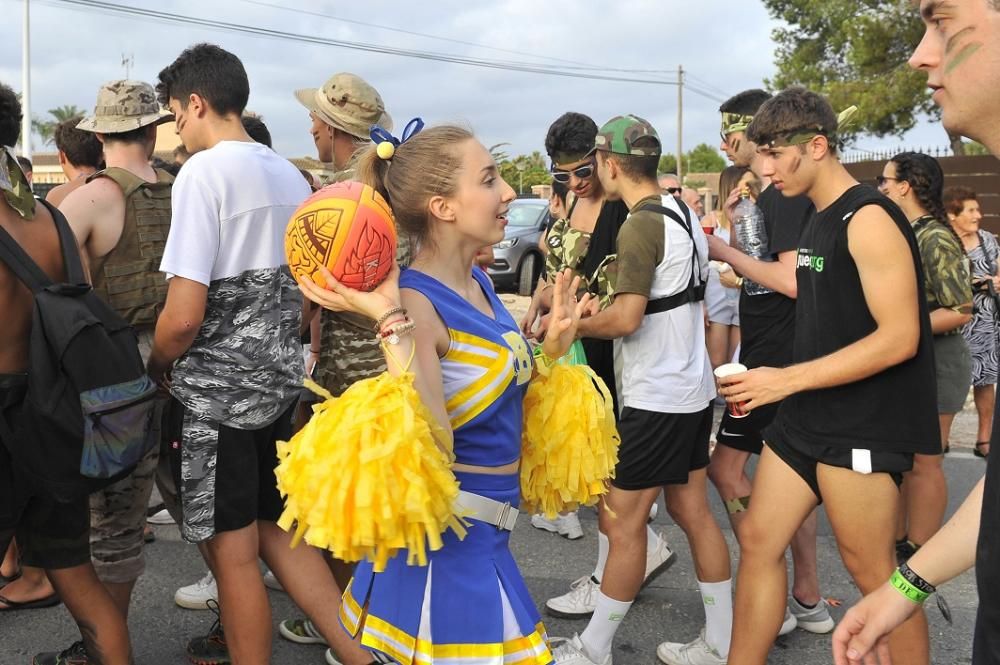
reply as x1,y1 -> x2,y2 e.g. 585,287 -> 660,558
360,614 -> 551,665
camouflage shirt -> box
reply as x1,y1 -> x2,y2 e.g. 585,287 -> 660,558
314,232 -> 413,396
913,216 -> 972,325
545,216 -> 617,308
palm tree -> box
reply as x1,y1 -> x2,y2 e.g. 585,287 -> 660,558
32,104 -> 85,145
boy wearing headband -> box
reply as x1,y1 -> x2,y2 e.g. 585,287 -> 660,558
718,87 -> 936,665
707,89 -> 833,637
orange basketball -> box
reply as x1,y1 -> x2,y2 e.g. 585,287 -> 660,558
285,180 -> 398,292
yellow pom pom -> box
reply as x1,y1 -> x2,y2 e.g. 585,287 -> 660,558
520,364 -> 620,518
275,374 -> 465,572
376,141 -> 396,160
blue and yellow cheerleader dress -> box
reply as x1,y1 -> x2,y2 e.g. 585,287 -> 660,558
340,266 -> 552,665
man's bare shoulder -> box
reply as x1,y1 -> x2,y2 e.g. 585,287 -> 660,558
60,174 -> 124,209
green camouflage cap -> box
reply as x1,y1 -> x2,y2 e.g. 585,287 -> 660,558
590,115 -> 661,156
77,80 -> 173,134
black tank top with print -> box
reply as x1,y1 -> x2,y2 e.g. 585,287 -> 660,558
765,184 -> 939,455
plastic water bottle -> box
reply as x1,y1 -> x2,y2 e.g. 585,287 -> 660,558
732,188 -> 773,296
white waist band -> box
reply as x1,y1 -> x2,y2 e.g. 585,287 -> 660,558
454,490 -> 519,531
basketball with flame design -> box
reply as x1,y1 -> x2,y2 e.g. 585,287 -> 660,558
285,181 -> 398,291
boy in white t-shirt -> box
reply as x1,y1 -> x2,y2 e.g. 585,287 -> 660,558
552,116 -> 732,665
149,43 -> 375,665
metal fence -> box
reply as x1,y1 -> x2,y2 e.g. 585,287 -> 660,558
844,154 -> 1000,235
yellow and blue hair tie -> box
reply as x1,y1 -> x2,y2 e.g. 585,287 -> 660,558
370,118 -> 425,161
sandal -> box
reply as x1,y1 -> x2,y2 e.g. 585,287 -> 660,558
0,570 -> 20,588
0,591 -> 61,611
975,441 -> 990,458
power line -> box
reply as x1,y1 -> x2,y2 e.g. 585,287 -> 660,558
230,0 -> 715,78
231,0 -> 594,69
45,0 -> 685,86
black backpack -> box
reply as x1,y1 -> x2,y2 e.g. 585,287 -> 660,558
0,200 -> 158,502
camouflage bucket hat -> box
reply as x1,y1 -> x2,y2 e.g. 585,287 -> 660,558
294,72 -> 392,140
77,80 -> 173,134
589,114 -> 661,156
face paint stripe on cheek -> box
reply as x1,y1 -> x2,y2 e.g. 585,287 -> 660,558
945,25 -> 975,54
946,41 -> 983,74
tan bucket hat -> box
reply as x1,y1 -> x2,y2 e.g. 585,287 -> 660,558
294,73 -> 392,139
77,80 -> 173,134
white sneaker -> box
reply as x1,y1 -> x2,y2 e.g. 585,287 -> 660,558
788,596 -> 835,634
174,571 -> 218,610
551,634 -> 612,665
656,629 -> 726,665
546,575 -> 600,617
643,530 -> 678,587
262,569 -> 284,592
779,608 -> 797,636
147,508 -> 175,525
531,513 -> 584,540
559,512 -> 584,540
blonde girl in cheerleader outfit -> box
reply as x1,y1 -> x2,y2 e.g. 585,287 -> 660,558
287,123 -> 617,665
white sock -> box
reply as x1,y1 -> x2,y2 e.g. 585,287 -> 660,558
580,591 -> 632,662
593,530 -> 609,583
645,524 -> 659,553
698,578 -> 733,658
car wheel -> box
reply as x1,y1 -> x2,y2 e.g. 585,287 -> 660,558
518,253 -> 538,296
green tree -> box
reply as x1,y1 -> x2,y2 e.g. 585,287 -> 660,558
685,143 -> 726,174
31,104 -> 85,145
658,154 -> 678,175
659,146 -> 725,177
498,151 -> 550,194
963,140 -> 990,156
762,1 -> 951,150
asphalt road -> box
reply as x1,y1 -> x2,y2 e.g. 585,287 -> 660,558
0,424 -> 986,665
0,294 -> 988,664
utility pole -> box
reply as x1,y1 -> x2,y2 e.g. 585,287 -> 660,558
20,0 -> 31,158
677,64 -> 684,183
122,53 -> 134,80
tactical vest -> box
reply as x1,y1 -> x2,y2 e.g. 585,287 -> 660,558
87,167 -> 173,330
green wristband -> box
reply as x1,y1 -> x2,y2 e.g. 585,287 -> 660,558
890,569 -> 930,604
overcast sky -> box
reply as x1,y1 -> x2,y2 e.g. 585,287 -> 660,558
1,0 -> 950,163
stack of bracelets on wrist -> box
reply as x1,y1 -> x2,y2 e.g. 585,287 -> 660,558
374,306 -> 406,331
375,306 -> 415,345
890,562 -> 936,603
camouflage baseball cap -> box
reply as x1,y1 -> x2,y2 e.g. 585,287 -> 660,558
294,73 -> 392,139
589,115 -> 661,156
77,80 -> 173,134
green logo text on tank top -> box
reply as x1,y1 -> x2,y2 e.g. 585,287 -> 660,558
797,248 -> 825,273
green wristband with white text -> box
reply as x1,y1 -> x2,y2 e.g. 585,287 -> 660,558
890,569 -> 930,604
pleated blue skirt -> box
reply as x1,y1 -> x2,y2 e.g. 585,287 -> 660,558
340,471 -> 553,665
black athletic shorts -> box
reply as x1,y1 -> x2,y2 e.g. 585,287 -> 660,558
765,434 -> 913,503
715,401 -> 781,455
0,373 -> 90,570
612,405 -> 712,490
168,398 -> 292,537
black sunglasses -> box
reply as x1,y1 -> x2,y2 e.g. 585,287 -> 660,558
551,161 -> 595,183
875,175 -> 900,187
664,187 -> 682,195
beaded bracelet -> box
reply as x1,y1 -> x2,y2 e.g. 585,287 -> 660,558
374,306 -> 407,331
379,319 -> 416,345
889,567 -> 932,604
